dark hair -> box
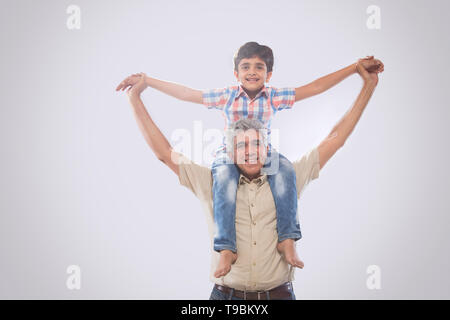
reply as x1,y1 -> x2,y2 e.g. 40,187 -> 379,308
233,42 -> 274,73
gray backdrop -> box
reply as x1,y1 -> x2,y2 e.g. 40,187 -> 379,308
1,0 -> 449,299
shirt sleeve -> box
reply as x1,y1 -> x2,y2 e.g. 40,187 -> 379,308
177,154 -> 213,201
292,147 -> 320,198
270,87 -> 296,111
202,87 -> 230,110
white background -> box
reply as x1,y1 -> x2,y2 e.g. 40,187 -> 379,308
1,0 -> 449,299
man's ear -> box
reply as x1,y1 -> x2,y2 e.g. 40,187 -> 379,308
265,71 -> 273,83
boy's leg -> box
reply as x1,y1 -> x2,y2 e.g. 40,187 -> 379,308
262,148 -> 304,268
263,148 -> 301,241
211,151 -> 240,277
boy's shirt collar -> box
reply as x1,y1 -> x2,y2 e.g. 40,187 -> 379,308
236,84 -> 269,100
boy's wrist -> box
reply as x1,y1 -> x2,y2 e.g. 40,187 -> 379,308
352,62 -> 358,74
144,75 -> 151,87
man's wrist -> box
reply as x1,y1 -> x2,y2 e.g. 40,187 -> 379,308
363,80 -> 377,90
128,93 -> 141,103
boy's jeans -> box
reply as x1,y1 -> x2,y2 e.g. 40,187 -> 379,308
211,146 -> 301,253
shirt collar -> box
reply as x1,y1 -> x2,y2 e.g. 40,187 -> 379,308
239,173 -> 268,186
236,84 -> 269,100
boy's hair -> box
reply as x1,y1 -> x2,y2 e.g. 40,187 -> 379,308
233,42 -> 274,73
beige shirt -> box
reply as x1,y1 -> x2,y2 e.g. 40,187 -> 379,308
178,148 -> 320,291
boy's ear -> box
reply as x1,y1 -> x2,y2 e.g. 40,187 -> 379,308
266,71 -> 273,83
234,70 -> 239,81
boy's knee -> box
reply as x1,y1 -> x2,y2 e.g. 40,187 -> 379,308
274,172 -> 287,196
213,165 -> 239,203
215,164 -> 239,181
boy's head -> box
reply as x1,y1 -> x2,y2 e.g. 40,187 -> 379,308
233,42 -> 274,94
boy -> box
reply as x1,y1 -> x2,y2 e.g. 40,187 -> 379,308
116,42 -> 383,278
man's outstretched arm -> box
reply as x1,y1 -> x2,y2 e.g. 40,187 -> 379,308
126,73 -> 182,177
317,61 -> 381,170
295,56 -> 383,102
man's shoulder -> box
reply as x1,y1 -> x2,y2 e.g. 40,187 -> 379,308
292,147 -> 320,168
177,154 -> 213,200
292,147 -> 321,195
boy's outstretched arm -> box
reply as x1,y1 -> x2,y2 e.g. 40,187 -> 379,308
145,75 -> 203,104
295,56 -> 383,102
116,73 -> 203,104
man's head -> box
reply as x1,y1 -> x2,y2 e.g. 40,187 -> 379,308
233,42 -> 274,95
226,119 -> 269,180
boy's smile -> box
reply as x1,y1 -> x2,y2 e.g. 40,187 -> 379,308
234,56 -> 273,99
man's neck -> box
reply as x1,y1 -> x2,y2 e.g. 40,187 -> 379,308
241,171 -> 263,182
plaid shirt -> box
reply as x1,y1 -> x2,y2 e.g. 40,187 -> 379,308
203,85 -> 296,154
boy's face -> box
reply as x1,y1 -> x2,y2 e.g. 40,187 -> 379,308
234,55 -> 272,94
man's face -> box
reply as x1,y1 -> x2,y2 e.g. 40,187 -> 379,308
234,56 -> 272,95
230,130 -> 268,180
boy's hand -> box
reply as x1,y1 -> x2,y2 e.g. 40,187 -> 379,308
123,73 -> 148,98
358,56 -> 384,73
116,73 -> 144,92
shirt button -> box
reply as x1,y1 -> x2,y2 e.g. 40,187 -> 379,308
251,203 -> 255,207
252,221 -> 256,225
253,241 -> 256,245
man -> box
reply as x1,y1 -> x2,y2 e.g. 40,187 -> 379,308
118,59 -> 381,300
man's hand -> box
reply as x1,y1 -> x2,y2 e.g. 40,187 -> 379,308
116,73 -> 145,92
356,59 -> 381,86
120,72 -> 148,99
358,56 -> 384,74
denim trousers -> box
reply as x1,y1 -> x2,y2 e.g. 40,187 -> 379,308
211,146 -> 301,253
209,283 -> 296,300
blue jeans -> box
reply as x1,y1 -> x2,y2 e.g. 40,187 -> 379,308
209,283 -> 296,300
211,146 -> 300,253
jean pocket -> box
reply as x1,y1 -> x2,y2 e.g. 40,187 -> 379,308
209,287 -> 227,300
